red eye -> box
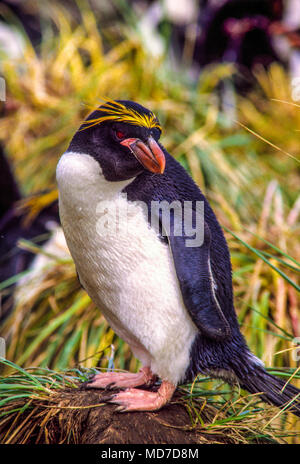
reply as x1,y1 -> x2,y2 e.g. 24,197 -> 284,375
115,130 -> 125,140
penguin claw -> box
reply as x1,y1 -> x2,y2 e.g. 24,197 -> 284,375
115,405 -> 127,413
79,378 -> 95,389
104,382 -> 116,390
100,393 -> 116,403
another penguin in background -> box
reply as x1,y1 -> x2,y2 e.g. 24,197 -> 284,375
0,145 -> 60,321
56,99 -> 300,415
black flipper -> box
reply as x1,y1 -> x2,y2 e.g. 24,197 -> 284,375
164,209 -> 231,341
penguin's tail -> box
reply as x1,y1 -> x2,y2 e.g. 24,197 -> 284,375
237,364 -> 300,417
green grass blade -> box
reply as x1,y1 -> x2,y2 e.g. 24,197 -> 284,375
245,229 -> 300,268
223,226 -> 300,292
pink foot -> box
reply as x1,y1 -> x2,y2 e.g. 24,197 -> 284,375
84,366 -> 156,390
107,380 -> 176,412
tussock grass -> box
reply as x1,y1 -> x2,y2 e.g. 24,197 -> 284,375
0,0 -> 299,443
0,359 -> 298,444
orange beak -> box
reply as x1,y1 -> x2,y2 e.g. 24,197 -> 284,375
120,136 -> 165,174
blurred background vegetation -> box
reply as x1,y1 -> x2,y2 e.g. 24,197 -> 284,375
0,0 -> 299,443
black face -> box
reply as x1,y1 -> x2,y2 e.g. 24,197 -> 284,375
67,101 -> 165,182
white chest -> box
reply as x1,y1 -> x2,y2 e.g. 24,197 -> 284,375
56,152 -> 198,384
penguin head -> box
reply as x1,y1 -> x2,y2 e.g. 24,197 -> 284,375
66,100 -> 165,182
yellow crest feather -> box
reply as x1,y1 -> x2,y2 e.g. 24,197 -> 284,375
80,98 -> 162,131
